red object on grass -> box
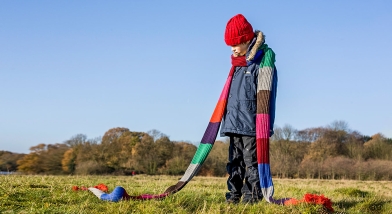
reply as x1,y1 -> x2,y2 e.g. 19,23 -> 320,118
72,183 -> 108,192
284,193 -> 334,212
94,183 -> 108,192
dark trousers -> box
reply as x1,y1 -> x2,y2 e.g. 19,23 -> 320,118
226,134 -> 262,200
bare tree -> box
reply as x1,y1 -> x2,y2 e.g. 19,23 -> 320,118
328,120 -> 349,132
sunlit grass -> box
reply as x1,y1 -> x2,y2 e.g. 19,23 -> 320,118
1,175 -> 391,213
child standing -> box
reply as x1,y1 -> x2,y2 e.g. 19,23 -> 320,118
220,14 -> 277,204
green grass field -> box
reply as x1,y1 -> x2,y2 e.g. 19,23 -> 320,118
1,175 -> 391,213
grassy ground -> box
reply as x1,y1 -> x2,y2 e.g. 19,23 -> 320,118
1,175 -> 391,213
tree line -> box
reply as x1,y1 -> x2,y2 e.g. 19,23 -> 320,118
270,121 -> 392,180
1,121 -> 392,180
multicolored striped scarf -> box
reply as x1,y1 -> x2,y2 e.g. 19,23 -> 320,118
88,31 -> 280,202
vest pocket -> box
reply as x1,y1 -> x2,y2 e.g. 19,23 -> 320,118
240,100 -> 256,112
238,100 -> 256,131
245,75 -> 256,100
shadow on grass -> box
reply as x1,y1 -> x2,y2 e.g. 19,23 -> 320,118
335,198 -> 390,213
334,187 -> 369,198
29,184 -> 49,188
334,199 -> 358,210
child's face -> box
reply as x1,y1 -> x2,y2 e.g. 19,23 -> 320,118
231,41 -> 250,57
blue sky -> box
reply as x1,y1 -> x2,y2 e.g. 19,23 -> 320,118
1,1 -> 391,153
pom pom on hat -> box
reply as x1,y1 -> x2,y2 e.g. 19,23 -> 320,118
224,14 -> 254,46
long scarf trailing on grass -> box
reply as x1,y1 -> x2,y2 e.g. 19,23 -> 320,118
87,32 -> 333,212
88,39 -> 277,202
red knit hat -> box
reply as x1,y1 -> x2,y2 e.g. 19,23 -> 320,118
224,14 -> 254,46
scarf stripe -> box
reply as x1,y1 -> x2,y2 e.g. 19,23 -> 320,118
258,67 -> 274,90
200,123 -> 221,144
